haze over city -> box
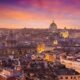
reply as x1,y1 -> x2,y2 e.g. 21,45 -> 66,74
0,0 -> 80,29
0,1 -> 80,80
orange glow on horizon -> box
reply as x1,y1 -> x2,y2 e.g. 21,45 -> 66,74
0,5 -> 80,29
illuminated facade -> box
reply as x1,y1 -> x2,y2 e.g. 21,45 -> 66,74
58,75 -> 80,80
60,57 -> 80,73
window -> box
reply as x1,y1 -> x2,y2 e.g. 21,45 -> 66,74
65,77 -> 68,79
74,77 -> 76,79
60,77 -> 63,79
71,77 -> 73,79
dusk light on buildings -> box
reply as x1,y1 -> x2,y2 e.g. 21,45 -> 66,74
0,0 -> 80,80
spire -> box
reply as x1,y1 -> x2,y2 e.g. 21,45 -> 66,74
52,20 -> 54,23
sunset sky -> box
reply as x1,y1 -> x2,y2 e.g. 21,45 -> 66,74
0,0 -> 80,29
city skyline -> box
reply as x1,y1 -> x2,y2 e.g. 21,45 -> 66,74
0,0 -> 80,29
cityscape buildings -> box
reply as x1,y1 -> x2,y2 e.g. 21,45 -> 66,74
0,21 -> 79,80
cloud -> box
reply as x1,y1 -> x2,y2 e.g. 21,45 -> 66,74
0,7 -> 48,21
0,0 -> 80,29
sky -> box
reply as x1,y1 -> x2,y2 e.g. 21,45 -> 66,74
0,0 -> 80,29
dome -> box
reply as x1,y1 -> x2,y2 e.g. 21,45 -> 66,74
50,22 -> 57,28
49,21 -> 57,33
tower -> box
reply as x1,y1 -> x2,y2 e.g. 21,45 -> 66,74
49,20 -> 59,46
5,30 -> 17,47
